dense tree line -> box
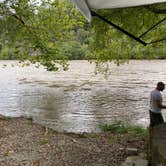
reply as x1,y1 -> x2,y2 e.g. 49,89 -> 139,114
90,3 -> 166,65
0,0 -> 165,71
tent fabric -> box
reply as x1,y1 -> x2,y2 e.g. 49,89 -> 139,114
72,0 -> 166,21
87,0 -> 166,9
72,0 -> 91,22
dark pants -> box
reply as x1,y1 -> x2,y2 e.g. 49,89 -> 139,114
149,110 -> 164,127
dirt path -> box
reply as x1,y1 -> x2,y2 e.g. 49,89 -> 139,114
0,117 -> 147,166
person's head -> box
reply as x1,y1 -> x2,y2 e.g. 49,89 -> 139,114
156,82 -> 165,91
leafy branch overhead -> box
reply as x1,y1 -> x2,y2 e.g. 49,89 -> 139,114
0,0 -> 166,71
90,3 -> 166,64
0,0 -> 86,70
146,3 -> 166,14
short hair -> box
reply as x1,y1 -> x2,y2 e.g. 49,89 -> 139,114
157,82 -> 165,87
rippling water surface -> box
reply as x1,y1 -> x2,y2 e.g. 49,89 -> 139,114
0,60 -> 166,133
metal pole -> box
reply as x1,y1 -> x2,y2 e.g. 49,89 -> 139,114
91,11 -> 147,46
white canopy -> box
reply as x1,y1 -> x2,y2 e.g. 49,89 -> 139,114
72,0 -> 166,21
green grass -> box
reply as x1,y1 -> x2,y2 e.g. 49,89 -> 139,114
38,139 -> 49,145
99,121 -> 148,137
0,116 -> 13,121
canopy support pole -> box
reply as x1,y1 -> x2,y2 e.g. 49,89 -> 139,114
91,10 -> 147,46
147,38 -> 166,44
139,17 -> 166,38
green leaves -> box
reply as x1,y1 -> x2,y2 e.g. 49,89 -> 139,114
0,0 -> 165,72
89,5 -> 166,64
0,0 -> 87,71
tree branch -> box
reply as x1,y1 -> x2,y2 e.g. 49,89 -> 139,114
146,6 -> 166,14
10,13 -> 25,25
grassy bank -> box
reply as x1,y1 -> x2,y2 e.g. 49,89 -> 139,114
99,121 -> 148,137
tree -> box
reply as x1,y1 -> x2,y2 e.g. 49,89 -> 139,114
0,0 -> 165,72
89,4 -> 166,64
0,0 -> 86,70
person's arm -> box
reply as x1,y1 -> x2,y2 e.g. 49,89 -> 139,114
156,100 -> 166,109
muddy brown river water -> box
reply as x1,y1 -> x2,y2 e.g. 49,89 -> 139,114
0,60 -> 166,133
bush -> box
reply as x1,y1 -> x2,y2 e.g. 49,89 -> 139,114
99,121 -> 147,137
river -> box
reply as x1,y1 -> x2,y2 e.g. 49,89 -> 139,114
0,60 -> 166,133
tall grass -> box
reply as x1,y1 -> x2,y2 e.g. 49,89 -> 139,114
99,121 -> 147,137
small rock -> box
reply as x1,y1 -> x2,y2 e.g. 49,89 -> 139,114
135,159 -> 148,166
126,156 -> 140,162
125,156 -> 140,165
126,148 -> 138,155
8,150 -> 14,155
119,148 -> 125,150
121,156 -> 140,166
138,152 -> 147,159
121,162 -> 133,166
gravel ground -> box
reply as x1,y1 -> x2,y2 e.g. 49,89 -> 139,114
0,116 -> 147,166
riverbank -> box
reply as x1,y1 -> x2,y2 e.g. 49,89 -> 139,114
0,116 -> 148,166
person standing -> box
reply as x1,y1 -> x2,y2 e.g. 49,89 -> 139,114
149,82 -> 166,127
